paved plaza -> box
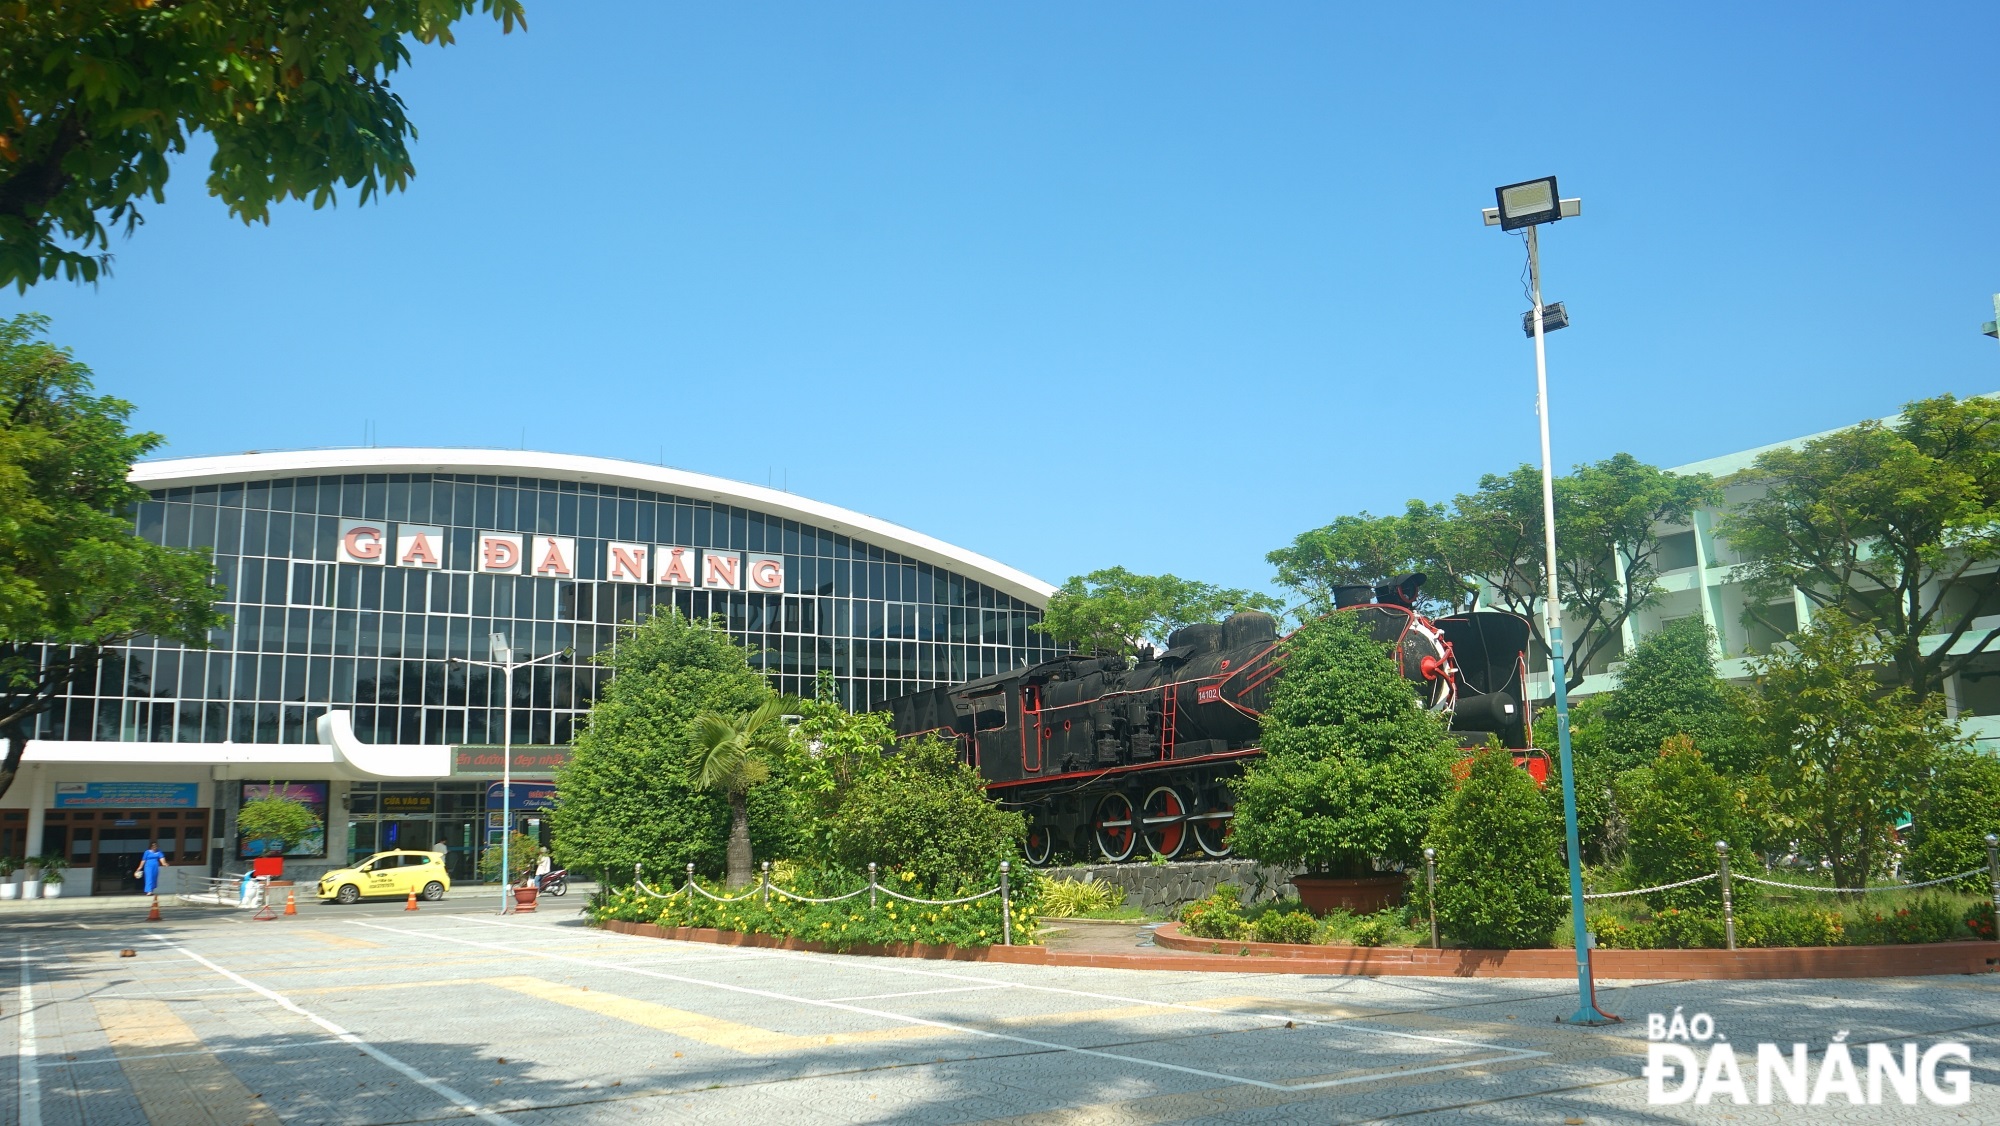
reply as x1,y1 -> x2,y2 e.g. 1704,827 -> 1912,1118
2,898 -> 1995,1124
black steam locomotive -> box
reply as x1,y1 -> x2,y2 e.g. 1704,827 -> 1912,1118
886,575 -> 1534,865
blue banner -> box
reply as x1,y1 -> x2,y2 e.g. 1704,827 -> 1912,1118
53,782 -> 199,809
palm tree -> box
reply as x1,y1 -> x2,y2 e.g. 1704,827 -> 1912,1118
693,698 -> 790,888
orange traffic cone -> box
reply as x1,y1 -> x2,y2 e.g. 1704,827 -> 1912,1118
146,895 -> 162,922
405,888 -> 419,911
283,889 -> 297,916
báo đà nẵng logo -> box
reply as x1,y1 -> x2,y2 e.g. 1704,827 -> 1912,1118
1643,1007 -> 1972,1107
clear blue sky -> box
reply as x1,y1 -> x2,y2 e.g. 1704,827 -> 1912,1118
7,3 -> 1996,596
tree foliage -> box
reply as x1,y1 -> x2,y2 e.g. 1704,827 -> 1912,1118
0,313 -> 224,799
820,735 -> 1026,889
1719,393 -> 2000,702
1266,500 -> 1475,617
1230,612 -> 1458,876
1573,617 -> 1749,775
1617,736 -> 1753,912
1453,454 -> 1716,696
1428,746 -> 1566,948
1744,618 -> 1962,888
0,0 -> 526,290
236,792 -> 322,853
550,609 -> 774,881
1032,566 -> 1283,657
1903,746 -> 2000,888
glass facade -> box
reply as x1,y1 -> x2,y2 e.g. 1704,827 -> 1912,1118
38,468 -> 1059,752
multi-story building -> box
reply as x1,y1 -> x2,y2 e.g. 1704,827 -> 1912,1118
1514,406 -> 2000,751
5,449 -> 1058,894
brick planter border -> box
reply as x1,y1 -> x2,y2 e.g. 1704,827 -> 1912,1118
592,918 -> 1999,979
1151,922 -> 2000,979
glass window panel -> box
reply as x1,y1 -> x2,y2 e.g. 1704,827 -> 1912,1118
270,479 -> 294,512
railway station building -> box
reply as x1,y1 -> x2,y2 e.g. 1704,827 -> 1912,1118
4,449 -> 1058,895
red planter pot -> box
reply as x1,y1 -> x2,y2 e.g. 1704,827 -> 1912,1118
1292,875 -> 1405,915
513,886 -> 540,912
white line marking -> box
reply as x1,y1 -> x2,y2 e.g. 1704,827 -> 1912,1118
824,984 -> 1015,1002
40,1040 -> 329,1069
148,935 -> 508,1125
17,947 -> 41,1126
457,916 -> 1534,1059
356,921 -> 1543,1092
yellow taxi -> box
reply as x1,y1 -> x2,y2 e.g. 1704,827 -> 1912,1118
317,850 -> 451,904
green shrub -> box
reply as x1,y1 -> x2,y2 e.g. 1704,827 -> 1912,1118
1036,878 -> 1126,918
1180,888 -> 1248,940
1252,910 -> 1318,944
1845,896 -> 1965,945
1644,908 -> 1728,949
1618,736 -> 1753,913
1743,906 -> 1846,949
1232,614 -> 1458,877
590,864 -> 1038,950
1429,745 -> 1566,948
1963,901 -> 1995,941
1349,912 -> 1399,947
1586,910 -> 1644,950
821,735 -> 1026,889
477,832 -> 541,882
1904,748 -> 2000,888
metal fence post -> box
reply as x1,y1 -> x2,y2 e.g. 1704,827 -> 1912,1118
1424,847 -> 1439,949
761,860 -> 771,907
634,861 -> 642,888
1716,841 -> 1736,952
868,862 -> 878,909
685,862 -> 696,892
1986,833 -> 1999,942
1000,861 -> 1013,947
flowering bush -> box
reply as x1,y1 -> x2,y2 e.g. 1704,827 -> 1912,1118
589,864 -> 1039,950
1964,901 -> 1995,941
1844,896 -> 1965,946
1179,888 -> 1249,940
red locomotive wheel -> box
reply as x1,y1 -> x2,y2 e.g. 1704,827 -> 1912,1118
1192,796 -> 1234,858
1023,823 -> 1053,867
1092,793 -> 1137,863
1140,786 -> 1188,860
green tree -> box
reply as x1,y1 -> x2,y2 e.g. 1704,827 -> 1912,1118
770,672 -> 900,866
1745,618 -> 1962,887
1454,454 -> 1717,697
1573,618 -> 1748,774
1,0 -> 526,290
1903,747 -> 2000,887
1032,566 -> 1284,657
1266,500 -> 1477,616
0,314 -> 224,799
1719,394 -> 2000,702
550,609 -> 773,881
824,735 -> 1026,889
693,698 -> 789,889
1428,745 -> 1567,948
1230,612 -> 1458,876
1617,736 -> 1752,912
236,791 -> 322,855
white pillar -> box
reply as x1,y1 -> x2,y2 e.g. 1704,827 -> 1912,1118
23,767 -> 47,859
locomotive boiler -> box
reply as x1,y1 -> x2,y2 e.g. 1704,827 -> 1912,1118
886,574 -> 1534,865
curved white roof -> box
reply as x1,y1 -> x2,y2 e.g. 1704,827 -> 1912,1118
131,447 -> 1055,606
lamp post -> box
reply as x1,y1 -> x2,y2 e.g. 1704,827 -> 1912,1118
1483,176 -> 1612,1025
1982,294 -> 1998,342
451,633 -> 565,914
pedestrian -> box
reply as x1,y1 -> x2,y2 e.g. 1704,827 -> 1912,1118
135,841 -> 168,895
434,836 -> 449,858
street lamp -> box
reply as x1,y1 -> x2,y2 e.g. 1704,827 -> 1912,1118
1982,293 -> 1997,340
450,632 -> 566,914
1482,175 -> 1614,1026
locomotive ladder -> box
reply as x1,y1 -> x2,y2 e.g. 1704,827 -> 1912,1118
1159,683 -> 1178,760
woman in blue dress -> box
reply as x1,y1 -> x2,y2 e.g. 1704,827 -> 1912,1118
137,841 -> 168,894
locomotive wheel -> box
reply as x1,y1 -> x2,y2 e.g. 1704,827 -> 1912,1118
1092,793 -> 1137,863
1023,822 -> 1054,867
1139,785 -> 1188,860
1192,794 -> 1234,858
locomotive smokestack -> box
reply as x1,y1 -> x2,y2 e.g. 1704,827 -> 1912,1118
1372,573 -> 1426,609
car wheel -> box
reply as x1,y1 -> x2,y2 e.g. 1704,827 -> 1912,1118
335,883 -> 361,905
421,881 -> 446,902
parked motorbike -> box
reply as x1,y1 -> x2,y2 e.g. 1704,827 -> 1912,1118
536,867 -> 568,897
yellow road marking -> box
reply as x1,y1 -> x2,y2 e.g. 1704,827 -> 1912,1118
92,998 -> 282,1126
486,977 -> 956,1053
292,929 -> 384,949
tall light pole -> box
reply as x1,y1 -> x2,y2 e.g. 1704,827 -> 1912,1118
1483,176 -> 1613,1025
451,633 -> 565,914
1982,294 -> 1998,342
